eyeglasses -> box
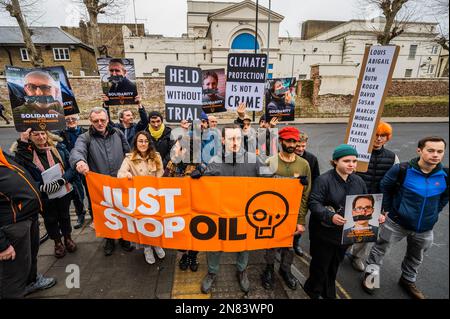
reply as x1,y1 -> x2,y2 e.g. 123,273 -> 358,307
353,206 -> 374,212
92,119 -> 107,124
137,140 -> 149,144
65,117 -> 78,123
25,83 -> 53,94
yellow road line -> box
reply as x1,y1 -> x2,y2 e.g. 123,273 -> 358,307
171,252 -> 211,299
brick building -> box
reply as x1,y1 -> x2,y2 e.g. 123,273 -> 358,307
0,26 -> 97,76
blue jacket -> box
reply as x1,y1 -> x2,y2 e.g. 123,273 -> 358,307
380,159 -> 449,233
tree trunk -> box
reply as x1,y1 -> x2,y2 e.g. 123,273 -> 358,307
8,0 -> 43,67
377,0 -> 409,45
83,0 -> 101,59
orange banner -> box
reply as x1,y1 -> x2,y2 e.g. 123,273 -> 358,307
86,172 -> 303,252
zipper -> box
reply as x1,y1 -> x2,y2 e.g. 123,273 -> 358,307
0,192 -> 17,223
11,165 -> 43,213
417,176 -> 429,231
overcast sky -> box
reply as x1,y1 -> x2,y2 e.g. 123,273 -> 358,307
0,0 -> 443,37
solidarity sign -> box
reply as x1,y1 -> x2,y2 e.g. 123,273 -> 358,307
86,173 -> 302,252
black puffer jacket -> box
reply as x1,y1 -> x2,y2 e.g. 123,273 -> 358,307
357,146 -> 397,193
150,126 -> 174,168
308,169 -> 367,245
0,152 -> 42,252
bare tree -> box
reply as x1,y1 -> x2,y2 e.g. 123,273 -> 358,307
0,0 -> 43,66
356,0 -> 426,45
76,0 -> 128,58
428,0 -> 449,50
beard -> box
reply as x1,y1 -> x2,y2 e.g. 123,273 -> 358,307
281,143 -> 295,154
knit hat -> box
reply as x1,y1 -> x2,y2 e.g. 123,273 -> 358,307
376,121 -> 393,141
148,111 -> 163,120
200,111 -> 209,121
279,126 -> 300,141
332,144 -> 358,160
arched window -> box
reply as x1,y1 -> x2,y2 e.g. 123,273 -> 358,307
231,33 -> 259,50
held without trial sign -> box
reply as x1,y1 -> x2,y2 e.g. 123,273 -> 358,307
226,53 -> 268,111
165,65 -> 203,122
345,45 -> 399,172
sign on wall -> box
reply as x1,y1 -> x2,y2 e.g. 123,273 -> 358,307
345,45 -> 400,172
226,53 -> 267,111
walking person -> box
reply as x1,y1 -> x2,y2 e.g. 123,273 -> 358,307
303,144 -> 385,299
362,136 -> 448,299
0,102 -> 10,124
348,121 -> 399,271
117,131 -> 165,264
70,107 -> 133,256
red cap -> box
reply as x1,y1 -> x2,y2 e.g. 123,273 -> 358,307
279,126 -> 300,141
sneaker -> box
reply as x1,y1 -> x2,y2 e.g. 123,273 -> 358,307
153,246 -> 165,259
361,271 -> 377,295
144,247 -> 155,264
24,274 -> 57,296
179,253 -> 189,270
89,222 -> 95,230
279,268 -> 298,290
189,254 -> 199,272
201,273 -> 217,294
237,270 -> 250,293
398,276 -> 425,299
74,215 -> 85,229
351,258 -> 365,272
119,239 -> 133,252
261,264 -> 275,290
104,238 -> 115,256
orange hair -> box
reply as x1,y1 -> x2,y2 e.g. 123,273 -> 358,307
376,121 -> 393,141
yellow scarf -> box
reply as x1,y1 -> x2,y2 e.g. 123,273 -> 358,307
149,123 -> 165,141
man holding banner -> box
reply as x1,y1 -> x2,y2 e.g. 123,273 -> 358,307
261,127 -> 311,291
200,124 -> 261,294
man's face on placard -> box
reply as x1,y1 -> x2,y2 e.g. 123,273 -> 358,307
108,62 -> 127,78
24,72 -> 58,99
352,197 -> 374,228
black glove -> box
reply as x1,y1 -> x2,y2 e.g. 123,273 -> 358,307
190,169 -> 202,179
39,178 -> 65,194
299,175 -> 309,186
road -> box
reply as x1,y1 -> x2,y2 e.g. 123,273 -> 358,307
0,122 -> 448,299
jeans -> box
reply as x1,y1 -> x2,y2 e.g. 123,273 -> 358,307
206,251 -> 249,274
366,217 -> 434,283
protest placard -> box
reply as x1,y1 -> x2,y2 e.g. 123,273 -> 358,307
202,69 -> 227,114
265,77 -> 296,122
226,53 -> 267,111
165,65 -> 203,122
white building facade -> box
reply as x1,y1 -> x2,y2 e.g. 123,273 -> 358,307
124,0 -> 443,80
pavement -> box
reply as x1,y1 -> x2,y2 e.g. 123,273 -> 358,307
29,211 -> 313,299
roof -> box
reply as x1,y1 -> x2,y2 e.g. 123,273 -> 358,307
209,0 -> 284,21
0,26 -> 94,51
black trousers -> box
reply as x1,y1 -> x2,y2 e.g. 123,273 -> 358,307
42,193 -> 72,241
304,238 -> 349,299
0,112 -> 9,123
0,219 -> 32,299
264,248 -> 294,272
27,216 -> 39,285
81,175 -> 93,219
72,181 -> 85,217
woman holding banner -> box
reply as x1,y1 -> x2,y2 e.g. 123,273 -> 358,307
12,129 -> 77,259
117,131 -> 165,264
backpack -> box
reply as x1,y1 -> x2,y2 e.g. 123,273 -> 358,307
395,162 -> 449,190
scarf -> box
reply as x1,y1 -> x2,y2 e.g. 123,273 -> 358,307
0,147 -> 13,169
149,123 -> 165,141
32,146 -> 60,173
